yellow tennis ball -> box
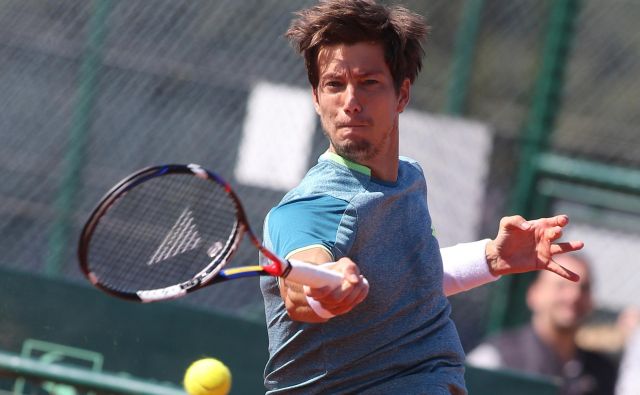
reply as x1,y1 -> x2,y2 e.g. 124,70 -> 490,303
183,358 -> 232,395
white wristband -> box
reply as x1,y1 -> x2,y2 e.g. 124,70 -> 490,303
304,291 -> 336,319
440,239 -> 501,296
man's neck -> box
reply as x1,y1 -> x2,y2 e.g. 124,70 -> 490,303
371,123 -> 400,182
368,156 -> 399,182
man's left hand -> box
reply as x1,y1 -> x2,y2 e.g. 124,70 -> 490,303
485,214 -> 584,281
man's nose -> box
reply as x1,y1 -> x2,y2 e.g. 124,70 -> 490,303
342,84 -> 362,114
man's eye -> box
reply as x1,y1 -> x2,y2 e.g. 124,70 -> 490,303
326,81 -> 342,87
363,79 -> 379,85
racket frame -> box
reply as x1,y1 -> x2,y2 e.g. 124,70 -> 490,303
78,164 -> 288,302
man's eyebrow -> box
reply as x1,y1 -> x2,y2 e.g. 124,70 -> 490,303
355,69 -> 386,77
320,72 -> 343,80
321,70 -> 386,79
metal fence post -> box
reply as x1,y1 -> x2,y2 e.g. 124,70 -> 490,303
45,0 -> 112,276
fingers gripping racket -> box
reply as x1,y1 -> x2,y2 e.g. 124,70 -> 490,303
78,164 -> 343,302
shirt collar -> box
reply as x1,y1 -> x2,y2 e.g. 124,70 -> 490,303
319,152 -> 372,177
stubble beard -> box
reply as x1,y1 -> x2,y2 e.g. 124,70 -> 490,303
331,137 -> 378,163
323,126 -> 387,164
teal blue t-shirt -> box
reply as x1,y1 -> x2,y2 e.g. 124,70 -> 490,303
260,152 -> 466,394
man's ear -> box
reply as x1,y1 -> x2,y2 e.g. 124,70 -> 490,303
312,87 -> 321,115
397,78 -> 411,113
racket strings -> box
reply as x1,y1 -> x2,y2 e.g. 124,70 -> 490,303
88,173 -> 238,293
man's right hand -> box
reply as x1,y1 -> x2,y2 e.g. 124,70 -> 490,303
279,248 -> 369,322
304,257 -> 369,317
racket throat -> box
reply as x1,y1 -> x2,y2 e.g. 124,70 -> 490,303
259,247 -> 288,277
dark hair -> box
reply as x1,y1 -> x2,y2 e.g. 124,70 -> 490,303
286,0 -> 429,91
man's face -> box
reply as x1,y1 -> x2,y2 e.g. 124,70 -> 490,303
312,42 -> 410,164
528,257 -> 593,332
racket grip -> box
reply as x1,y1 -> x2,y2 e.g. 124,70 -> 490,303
285,259 -> 344,288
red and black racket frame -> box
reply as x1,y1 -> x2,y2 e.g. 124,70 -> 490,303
78,164 -> 289,302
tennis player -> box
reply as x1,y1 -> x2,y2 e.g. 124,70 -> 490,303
260,1 -> 583,393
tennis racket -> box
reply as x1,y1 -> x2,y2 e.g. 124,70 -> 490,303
78,164 -> 345,302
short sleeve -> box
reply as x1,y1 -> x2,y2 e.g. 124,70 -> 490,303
266,194 -> 350,259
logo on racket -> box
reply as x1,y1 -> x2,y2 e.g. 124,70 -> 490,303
148,207 -> 202,266
206,241 -> 224,258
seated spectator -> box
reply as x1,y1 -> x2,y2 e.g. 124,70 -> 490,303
467,254 -> 618,395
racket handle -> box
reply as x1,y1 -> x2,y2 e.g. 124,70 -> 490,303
284,259 -> 344,288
